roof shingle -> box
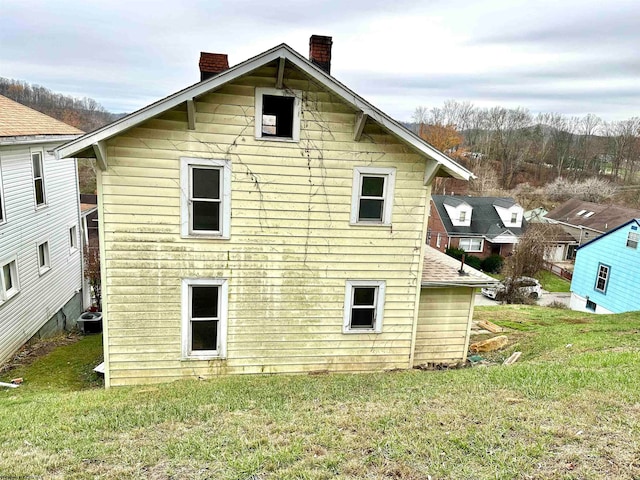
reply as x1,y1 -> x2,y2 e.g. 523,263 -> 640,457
0,95 -> 83,137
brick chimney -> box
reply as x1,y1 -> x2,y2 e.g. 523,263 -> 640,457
309,35 -> 332,74
199,52 -> 229,81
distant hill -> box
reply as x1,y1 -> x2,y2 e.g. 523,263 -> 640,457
0,78 -> 124,133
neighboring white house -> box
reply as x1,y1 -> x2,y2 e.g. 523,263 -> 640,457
0,95 -> 84,365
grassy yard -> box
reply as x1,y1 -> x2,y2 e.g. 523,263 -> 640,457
535,270 -> 571,292
2,307 -> 640,479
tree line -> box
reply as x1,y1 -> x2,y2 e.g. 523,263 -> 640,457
413,101 -> 640,192
0,77 -> 121,133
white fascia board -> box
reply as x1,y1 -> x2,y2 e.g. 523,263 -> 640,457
54,44 -> 473,181
1,134 -> 80,147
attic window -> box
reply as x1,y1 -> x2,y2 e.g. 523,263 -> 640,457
627,232 -> 639,249
459,211 -> 467,222
511,212 -> 518,223
255,87 -> 300,141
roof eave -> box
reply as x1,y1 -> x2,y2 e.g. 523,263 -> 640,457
54,44 -> 472,180
421,280 -> 500,288
1,134 -> 81,146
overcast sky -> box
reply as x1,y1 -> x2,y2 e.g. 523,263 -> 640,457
2,0 -> 639,122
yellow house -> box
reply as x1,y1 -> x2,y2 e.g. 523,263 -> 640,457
57,36 -> 497,387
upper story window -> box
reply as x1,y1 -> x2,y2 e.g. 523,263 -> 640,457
0,256 -> 19,304
0,160 -> 5,225
69,225 -> 79,254
180,157 -> 231,239
627,232 -> 639,249
350,167 -> 396,226
595,263 -> 610,293
511,212 -> 518,223
31,151 -> 47,207
343,280 -> 385,333
254,87 -> 301,142
181,278 -> 228,359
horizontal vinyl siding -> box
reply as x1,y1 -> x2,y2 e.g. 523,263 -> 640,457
0,144 -> 82,364
413,287 -> 473,365
101,65 -> 430,386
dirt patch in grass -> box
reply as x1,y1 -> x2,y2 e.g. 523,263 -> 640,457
0,331 -> 83,376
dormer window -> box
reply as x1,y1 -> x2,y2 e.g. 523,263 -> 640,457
459,211 -> 466,222
511,212 -> 518,223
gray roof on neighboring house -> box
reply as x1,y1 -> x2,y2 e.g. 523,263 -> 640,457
421,247 -> 500,287
545,198 -> 640,233
443,196 -> 469,208
432,195 -> 527,238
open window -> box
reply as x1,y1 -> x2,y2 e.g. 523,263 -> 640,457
180,157 -> 231,239
254,87 -> 301,141
350,167 -> 396,225
181,278 -> 228,359
343,280 -> 385,333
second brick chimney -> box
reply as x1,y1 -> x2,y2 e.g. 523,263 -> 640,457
199,52 -> 230,81
309,35 -> 332,74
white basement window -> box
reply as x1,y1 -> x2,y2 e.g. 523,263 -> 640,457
254,87 -> 301,141
37,240 -> 51,275
350,167 -> 396,225
343,280 -> 386,333
458,237 -> 483,252
31,151 -> 47,207
181,278 -> 228,359
180,157 -> 231,239
0,256 -> 19,304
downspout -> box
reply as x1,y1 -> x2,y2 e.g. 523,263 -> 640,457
74,157 -> 85,312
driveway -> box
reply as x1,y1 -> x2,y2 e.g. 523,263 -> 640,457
475,291 -> 571,307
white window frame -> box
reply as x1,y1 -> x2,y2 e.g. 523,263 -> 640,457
510,212 -> 518,223
181,278 -> 228,360
36,239 -> 51,275
69,224 -> 79,254
0,255 -> 20,304
627,232 -> 639,249
0,158 -> 6,226
436,233 -> 442,248
595,263 -> 609,293
343,280 -> 386,334
31,150 -> 47,208
459,211 -> 466,222
180,157 -> 231,239
459,237 -> 483,253
254,87 -> 301,142
350,167 -> 396,226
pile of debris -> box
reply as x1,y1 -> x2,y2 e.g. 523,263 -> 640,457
469,320 -> 522,366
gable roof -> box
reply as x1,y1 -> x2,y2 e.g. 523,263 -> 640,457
55,43 -> 472,180
0,94 -> 83,138
421,247 -> 499,287
577,218 -> 640,250
545,198 -> 640,233
432,195 -> 526,238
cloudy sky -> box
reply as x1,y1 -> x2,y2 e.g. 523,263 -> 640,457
2,0 -> 639,121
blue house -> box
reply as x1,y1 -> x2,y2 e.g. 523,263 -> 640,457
570,219 -> 640,314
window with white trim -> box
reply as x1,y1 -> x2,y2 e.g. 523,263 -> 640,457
436,233 -> 441,248
627,232 -> 639,249
254,87 -> 301,141
595,263 -> 609,293
0,160 -> 5,224
180,157 -> 231,238
31,151 -> 46,207
511,212 -> 518,223
459,211 -> 466,222
343,280 -> 385,333
181,278 -> 228,359
350,167 -> 396,225
458,237 -> 483,252
69,225 -> 78,253
0,257 -> 19,304
37,240 -> 51,275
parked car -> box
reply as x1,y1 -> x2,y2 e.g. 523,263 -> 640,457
481,276 -> 543,301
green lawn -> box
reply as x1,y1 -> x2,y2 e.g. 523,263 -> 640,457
535,270 -> 571,292
2,308 -> 640,479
